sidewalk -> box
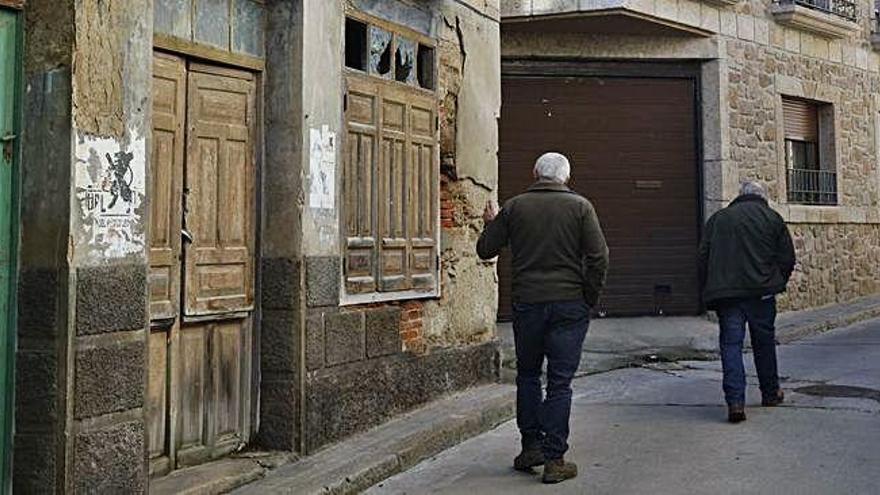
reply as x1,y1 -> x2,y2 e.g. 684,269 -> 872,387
154,295 -> 880,494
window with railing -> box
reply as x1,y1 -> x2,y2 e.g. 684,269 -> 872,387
783,97 -> 837,206
776,0 -> 857,21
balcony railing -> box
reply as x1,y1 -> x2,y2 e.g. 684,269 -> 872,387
787,168 -> 838,206
777,0 -> 857,21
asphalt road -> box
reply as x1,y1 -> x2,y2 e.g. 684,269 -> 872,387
367,318 -> 880,495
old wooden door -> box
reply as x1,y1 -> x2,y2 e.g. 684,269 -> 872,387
0,7 -> 19,493
148,52 -> 256,475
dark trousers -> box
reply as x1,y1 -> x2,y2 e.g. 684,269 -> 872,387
513,300 -> 589,460
717,296 -> 780,406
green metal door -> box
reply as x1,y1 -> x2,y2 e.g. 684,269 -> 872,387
0,7 -> 20,495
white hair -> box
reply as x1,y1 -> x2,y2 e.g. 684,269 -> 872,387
534,152 -> 571,184
739,180 -> 767,200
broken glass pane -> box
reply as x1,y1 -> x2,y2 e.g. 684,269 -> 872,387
155,0 -> 192,39
233,0 -> 266,57
395,37 -> 416,85
195,0 -> 230,50
369,26 -> 393,78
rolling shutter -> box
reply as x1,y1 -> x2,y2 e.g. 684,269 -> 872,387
783,97 -> 818,142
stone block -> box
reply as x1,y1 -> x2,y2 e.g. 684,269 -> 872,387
74,421 -> 146,494
304,343 -> 497,452
74,340 -> 145,419
678,0 -> 701,27
18,267 -> 61,340
261,310 -> 300,372
15,350 -> 58,428
500,0 -> 531,17
306,310 -> 325,370
366,307 -> 402,358
754,19 -> 770,46
305,256 -> 339,307
718,10 -> 736,37
76,264 -> 147,336
700,5 -> 720,33
531,0 -> 577,15
261,257 -> 300,310
655,0 -> 678,20
785,28 -> 801,53
13,432 -> 57,494
258,380 -> 299,451
324,311 -> 365,366
736,14 -> 754,41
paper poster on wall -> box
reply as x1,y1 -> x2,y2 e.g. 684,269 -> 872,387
309,125 -> 336,210
74,132 -> 146,259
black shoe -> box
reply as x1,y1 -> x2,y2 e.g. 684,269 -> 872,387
762,389 -> 785,407
542,458 -> 578,484
728,404 -> 746,423
513,447 -> 544,472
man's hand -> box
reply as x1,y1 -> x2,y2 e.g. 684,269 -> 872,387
483,200 -> 500,223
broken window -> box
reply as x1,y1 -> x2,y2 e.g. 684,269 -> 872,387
370,26 -> 393,78
417,44 -> 435,90
395,37 -> 416,85
345,18 -> 368,71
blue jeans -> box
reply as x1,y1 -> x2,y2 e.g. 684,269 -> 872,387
717,296 -> 781,406
513,300 -> 590,460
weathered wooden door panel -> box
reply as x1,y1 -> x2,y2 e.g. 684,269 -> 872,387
184,64 -> 256,316
150,52 -> 185,321
148,53 -> 255,474
343,78 -> 378,294
147,330 -> 168,459
212,320 -> 242,444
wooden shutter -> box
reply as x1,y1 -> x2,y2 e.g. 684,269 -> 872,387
344,77 -> 378,294
149,52 -> 186,321
343,74 -> 439,296
407,92 -> 438,290
783,97 -> 818,142
378,85 -> 411,292
184,64 -> 256,316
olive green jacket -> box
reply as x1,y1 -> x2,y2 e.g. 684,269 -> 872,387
477,181 -> 610,306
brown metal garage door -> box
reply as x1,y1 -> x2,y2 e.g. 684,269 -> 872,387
498,76 -> 700,318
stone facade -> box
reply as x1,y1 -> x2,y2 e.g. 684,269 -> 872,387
501,0 -> 880,312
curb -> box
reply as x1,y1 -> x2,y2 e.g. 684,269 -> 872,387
232,383 -> 515,494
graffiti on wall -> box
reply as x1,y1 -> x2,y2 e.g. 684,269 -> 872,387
74,132 -> 146,259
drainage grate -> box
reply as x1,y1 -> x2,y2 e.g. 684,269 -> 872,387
794,385 -> 880,403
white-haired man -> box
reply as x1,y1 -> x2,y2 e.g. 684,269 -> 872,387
698,180 -> 796,423
477,152 -> 609,484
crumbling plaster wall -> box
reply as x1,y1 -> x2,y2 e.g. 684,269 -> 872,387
422,0 -> 501,348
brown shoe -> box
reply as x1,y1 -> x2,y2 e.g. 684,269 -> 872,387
728,404 -> 746,423
762,389 -> 785,407
513,446 -> 544,472
542,458 -> 578,484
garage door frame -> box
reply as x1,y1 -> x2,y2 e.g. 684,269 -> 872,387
499,58 -> 707,318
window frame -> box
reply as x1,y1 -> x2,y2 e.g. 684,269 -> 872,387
340,10 -> 442,306
781,95 -> 838,206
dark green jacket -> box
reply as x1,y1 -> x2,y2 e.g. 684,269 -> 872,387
477,181 -> 609,306
698,194 -> 796,309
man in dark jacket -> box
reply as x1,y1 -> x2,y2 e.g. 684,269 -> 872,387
477,152 -> 609,484
698,180 -> 796,423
